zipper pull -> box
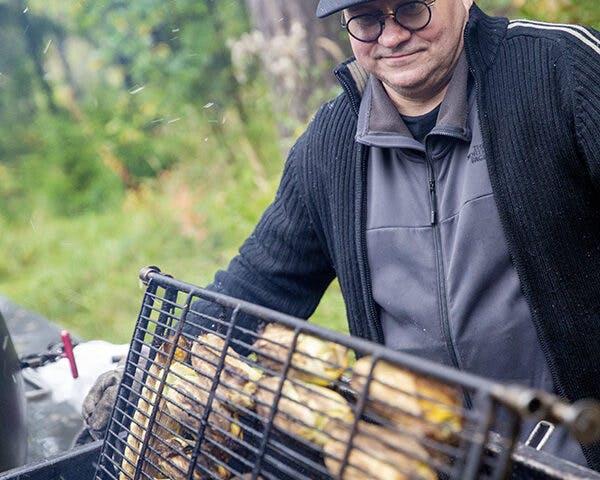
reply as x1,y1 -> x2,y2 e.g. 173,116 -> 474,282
429,180 -> 437,225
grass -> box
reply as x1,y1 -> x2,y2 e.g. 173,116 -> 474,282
0,157 -> 348,344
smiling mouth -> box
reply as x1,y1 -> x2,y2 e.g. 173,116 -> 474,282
381,51 -> 421,60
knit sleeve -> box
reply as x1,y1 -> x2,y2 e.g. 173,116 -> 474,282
571,26 -> 600,189
183,126 -> 335,345
215,132 -> 335,314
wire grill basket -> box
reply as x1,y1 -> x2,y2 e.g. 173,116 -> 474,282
94,267 -> 600,480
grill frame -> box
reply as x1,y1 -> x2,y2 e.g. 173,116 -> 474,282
93,267 -> 599,480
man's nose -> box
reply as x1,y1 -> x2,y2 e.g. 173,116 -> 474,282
378,15 -> 412,47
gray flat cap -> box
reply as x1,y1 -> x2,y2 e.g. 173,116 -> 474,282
316,0 -> 373,18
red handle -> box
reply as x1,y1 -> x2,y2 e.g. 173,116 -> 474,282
61,330 -> 79,379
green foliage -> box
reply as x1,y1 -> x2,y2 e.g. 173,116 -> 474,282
70,0 -> 249,109
0,15 -> 36,121
518,0 -> 600,28
477,0 -> 600,28
0,0 -> 595,343
36,114 -> 125,215
0,0 -> 337,340
477,0 -> 516,17
0,157 -> 347,342
1,112 -> 124,218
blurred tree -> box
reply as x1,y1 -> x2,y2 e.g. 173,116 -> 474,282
0,1 -> 64,134
243,0 -> 350,126
515,0 -> 600,28
63,0 -> 265,181
477,0 -> 517,16
2,0 -> 597,209
0,2 -> 123,218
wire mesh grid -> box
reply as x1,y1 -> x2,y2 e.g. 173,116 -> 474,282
94,267 -> 596,480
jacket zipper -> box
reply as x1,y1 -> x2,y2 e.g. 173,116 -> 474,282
336,69 -> 363,117
336,62 -> 382,344
426,148 -> 472,408
358,144 -> 384,344
425,152 -> 462,367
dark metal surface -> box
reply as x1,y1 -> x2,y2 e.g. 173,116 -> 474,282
0,296 -> 83,465
511,443 -> 600,480
0,310 -> 27,471
0,442 -> 102,480
94,267 -> 600,480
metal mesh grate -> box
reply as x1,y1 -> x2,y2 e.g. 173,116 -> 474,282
94,267 -> 599,480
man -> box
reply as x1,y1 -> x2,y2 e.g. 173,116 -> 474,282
84,0 -> 600,470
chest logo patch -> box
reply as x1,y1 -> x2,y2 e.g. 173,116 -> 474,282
468,144 -> 485,164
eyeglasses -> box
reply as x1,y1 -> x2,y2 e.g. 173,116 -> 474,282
342,1 -> 437,42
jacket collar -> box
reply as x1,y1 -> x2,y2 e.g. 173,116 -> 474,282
463,3 -> 509,77
355,50 -> 471,149
334,3 -> 509,115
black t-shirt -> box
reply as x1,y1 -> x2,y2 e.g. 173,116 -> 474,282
400,104 -> 441,144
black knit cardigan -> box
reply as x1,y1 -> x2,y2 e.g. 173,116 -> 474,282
208,4 -> 600,468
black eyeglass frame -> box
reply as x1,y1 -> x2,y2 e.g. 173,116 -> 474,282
341,0 -> 437,43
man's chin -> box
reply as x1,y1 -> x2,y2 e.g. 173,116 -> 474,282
380,73 -> 428,95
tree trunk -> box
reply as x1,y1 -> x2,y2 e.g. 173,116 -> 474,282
244,0 -> 351,127
17,0 -> 58,114
245,0 -> 347,60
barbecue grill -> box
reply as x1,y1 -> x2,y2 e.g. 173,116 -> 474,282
87,266 -> 600,480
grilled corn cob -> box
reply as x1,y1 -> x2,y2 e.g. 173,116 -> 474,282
119,335 -> 191,480
255,376 -> 354,448
190,333 -> 263,409
253,324 -> 353,386
351,356 -> 462,442
154,436 -> 231,479
163,363 -> 241,438
324,422 -> 438,480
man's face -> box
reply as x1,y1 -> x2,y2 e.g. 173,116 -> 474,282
345,0 -> 472,105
